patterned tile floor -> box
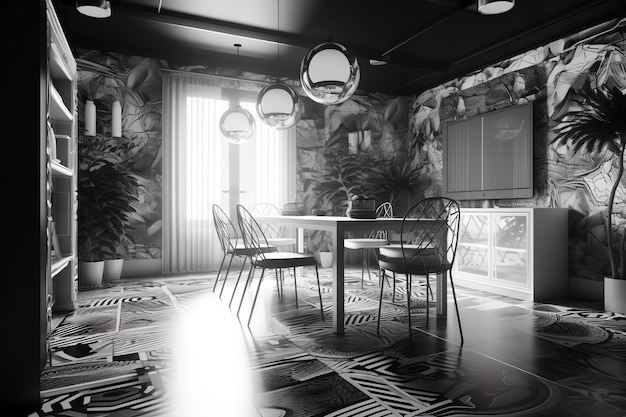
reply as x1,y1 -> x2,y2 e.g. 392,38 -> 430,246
31,267 -> 626,416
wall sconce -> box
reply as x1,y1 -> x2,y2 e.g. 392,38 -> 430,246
478,0 -> 514,15
256,83 -> 301,129
112,100 -> 122,137
85,99 -> 96,136
220,105 -> 256,144
300,41 -> 360,105
76,0 -> 111,18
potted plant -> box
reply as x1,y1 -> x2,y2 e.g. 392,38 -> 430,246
306,230 -> 333,268
551,84 -> 625,313
78,136 -> 140,285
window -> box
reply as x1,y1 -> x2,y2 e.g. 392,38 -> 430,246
163,72 -> 296,273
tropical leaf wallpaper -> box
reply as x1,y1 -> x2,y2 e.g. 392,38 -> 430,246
405,18 -> 625,281
75,17 -> 625,281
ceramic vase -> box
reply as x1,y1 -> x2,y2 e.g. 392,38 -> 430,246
319,252 -> 333,268
103,259 -> 124,282
604,276 -> 626,314
79,260 -> 104,287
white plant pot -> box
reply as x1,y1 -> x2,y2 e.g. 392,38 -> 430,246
604,277 -> 626,314
79,260 -> 104,287
319,252 -> 333,268
103,259 -> 124,282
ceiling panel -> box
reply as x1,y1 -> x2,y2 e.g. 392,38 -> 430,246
51,0 -> 626,96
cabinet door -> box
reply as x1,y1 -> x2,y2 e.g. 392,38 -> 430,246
446,117 -> 482,193
492,213 -> 529,287
456,212 -> 490,279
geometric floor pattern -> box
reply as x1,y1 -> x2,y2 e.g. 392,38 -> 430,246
30,266 -> 626,416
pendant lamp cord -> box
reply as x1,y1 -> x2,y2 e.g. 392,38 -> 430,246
328,0 -> 333,42
277,0 -> 280,57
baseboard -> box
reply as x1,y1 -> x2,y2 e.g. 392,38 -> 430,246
121,259 -> 162,277
568,276 -> 603,302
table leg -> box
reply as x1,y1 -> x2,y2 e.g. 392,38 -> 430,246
296,228 -> 304,253
332,229 -> 345,335
436,272 -> 447,316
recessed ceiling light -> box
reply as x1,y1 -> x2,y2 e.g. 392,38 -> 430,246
478,0 -> 514,15
369,59 -> 388,66
76,0 -> 111,18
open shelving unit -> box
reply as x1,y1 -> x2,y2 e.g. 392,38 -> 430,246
46,0 -> 78,328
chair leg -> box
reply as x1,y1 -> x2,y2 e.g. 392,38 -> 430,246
449,271 -> 464,345
392,272 -> 396,303
229,256 -> 247,309
314,264 -> 324,322
247,268 -> 266,327
237,266 -> 255,318
406,274 -> 412,338
426,274 -> 430,323
219,255 -> 235,299
365,249 -> 374,282
275,269 -> 282,297
377,269 -> 386,334
360,249 -> 365,289
293,268 -> 298,308
213,253 -> 227,292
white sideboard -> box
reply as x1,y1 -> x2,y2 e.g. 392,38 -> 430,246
453,207 -> 568,301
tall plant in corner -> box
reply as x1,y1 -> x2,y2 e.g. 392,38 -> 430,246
551,84 -> 626,280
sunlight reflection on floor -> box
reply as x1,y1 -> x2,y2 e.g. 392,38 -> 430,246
170,291 -> 260,416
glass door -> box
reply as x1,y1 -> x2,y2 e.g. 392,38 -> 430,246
491,213 -> 529,287
456,212 -> 490,279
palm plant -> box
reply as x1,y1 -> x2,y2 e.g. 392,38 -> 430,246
369,159 -> 432,217
551,84 -> 626,280
78,135 -> 140,262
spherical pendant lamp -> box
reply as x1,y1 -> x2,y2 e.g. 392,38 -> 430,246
300,41 -> 360,105
256,83 -> 301,129
219,105 -> 256,144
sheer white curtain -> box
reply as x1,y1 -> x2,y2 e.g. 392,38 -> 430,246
162,71 -> 296,273
162,72 -> 226,273
239,101 -> 296,209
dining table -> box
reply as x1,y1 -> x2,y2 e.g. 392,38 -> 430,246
254,215 -> 448,335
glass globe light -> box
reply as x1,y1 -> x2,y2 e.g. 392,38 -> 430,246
219,106 -> 256,144
256,83 -> 301,129
300,41 -> 360,105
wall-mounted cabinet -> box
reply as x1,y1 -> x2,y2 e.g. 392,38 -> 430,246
453,207 -> 568,301
46,0 -> 78,322
443,103 -> 534,201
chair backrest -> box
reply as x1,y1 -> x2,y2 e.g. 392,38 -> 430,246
369,202 -> 393,240
251,203 -> 284,238
212,204 -> 239,254
400,197 -> 460,272
237,204 -> 273,260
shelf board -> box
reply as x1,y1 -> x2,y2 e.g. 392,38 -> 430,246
458,242 -> 488,248
49,42 -> 73,81
51,255 -> 72,278
51,160 -> 73,177
494,246 -> 527,253
49,85 -> 72,121
54,134 -> 72,141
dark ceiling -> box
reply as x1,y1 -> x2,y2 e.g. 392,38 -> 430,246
51,0 -> 625,97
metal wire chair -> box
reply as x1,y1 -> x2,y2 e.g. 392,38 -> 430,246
236,204 -> 324,326
377,197 -> 464,344
344,202 -> 393,287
